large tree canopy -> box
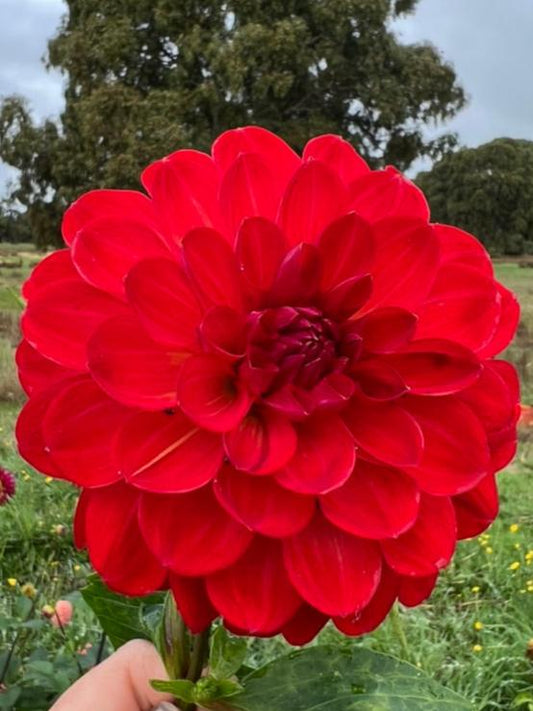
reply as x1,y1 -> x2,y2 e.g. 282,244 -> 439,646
0,0 -> 465,245
417,138 -> 533,256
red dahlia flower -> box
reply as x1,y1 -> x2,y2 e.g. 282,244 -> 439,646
16,127 -> 520,643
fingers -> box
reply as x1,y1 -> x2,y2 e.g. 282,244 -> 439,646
50,639 -> 175,711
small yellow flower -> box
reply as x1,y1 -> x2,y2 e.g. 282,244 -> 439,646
509,561 -> 520,571
471,585 -> 481,594
6,578 -> 17,587
44,476 -> 53,484
514,543 -> 521,550
41,604 -> 54,618
473,620 -> 484,631
472,644 -> 483,653
509,523 -> 519,534
74,564 -> 81,572
485,547 -> 493,555
525,550 -> 533,563
21,583 -> 36,598
23,474 -> 30,482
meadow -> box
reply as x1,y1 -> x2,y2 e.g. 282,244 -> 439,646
0,245 -> 531,710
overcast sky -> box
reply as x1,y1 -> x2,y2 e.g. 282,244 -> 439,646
1,0 -> 532,191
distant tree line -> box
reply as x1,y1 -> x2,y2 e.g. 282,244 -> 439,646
0,0 -> 465,246
417,138 -> 533,256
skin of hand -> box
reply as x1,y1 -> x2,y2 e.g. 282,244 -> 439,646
50,639 -> 180,711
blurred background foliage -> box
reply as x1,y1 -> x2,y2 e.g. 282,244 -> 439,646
0,0 -> 465,247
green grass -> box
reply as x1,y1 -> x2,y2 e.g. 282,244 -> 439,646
0,248 -> 532,710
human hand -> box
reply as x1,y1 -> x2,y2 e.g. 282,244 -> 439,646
50,639 -> 180,711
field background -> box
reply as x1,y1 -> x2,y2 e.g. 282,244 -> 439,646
0,245 -> 531,710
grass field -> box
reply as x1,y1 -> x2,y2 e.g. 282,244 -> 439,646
0,245 -> 531,710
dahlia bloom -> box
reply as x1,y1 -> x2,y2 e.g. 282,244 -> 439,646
0,467 -> 16,506
16,127 -> 520,644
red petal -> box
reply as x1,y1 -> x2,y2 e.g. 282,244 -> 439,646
22,279 -> 127,370
88,312 -> 183,410
214,465 -> 315,537
16,340 -> 79,396
182,228 -> 243,311
321,460 -> 420,539
199,306 -> 246,359
453,473 -> 499,540
459,360 -> 518,433
206,537 -> 301,635
62,190 -> 157,246
303,135 -> 369,184
117,410 -> 223,493
220,153 -> 283,237
73,491 -> 88,549
126,257 -> 202,350
382,494 -> 456,577
343,394 -> 423,468
83,483 -> 166,595
433,224 -> 492,275
398,573 -> 438,607
169,576 -> 217,633
488,422 -> 518,471
281,604 -> 328,646
276,414 -> 355,495
320,274 -> 373,320
268,243 -> 321,306
318,212 -> 374,290
416,264 -> 500,352
350,307 -> 418,354
236,217 -> 288,298
43,377 -> 130,487
223,408 -> 297,474
71,217 -> 170,298
334,565 -> 398,636
359,218 -> 439,315
141,150 -> 223,241
284,514 -> 382,616
295,373 -> 355,413
177,354 -> 251,432
381,339 -> 482,395
477,283 -> 520,358
16,385 -> 61,476
22,249 -> 78,300
212,126 -> 300,191
404,396 -> 490,496
347,167 -> 429,223
278,161 -> 346,246
139,487 -> 253,576
350,358 -> 407,400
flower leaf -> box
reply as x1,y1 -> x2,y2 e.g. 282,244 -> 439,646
224,645 -> 473,710
151,678 -> 196,703
209,626 -> 248,680
81,573 -> 164,649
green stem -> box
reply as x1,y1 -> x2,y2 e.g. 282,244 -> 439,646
390,603 -> 410,660
186,627 -> 211,683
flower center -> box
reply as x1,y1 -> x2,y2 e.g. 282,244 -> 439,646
247,306 -> 347,391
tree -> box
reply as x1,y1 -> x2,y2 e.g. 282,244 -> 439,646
0,0 -> 465,245
417,138 -> 533,256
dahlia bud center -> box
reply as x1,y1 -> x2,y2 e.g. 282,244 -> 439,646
247,306 -> 345,390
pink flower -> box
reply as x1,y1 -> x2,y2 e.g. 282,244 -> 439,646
0,468 -> 16,506
50,599 -> 73,628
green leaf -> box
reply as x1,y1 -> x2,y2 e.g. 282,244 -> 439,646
209,626 -> 248,680
151,678 -> 195,703
195,677 -> 243,704
81,574 -> 165,648
0,686 -> 21,709
227,646 -> 473,711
